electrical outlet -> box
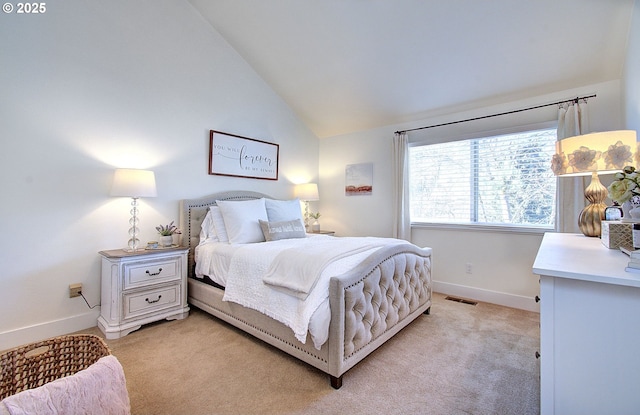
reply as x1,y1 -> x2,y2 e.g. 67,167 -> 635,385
69,283 -> 82,298
465,263 -> 473,274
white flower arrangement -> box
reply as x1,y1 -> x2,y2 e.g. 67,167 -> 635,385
608,166 -> 640,203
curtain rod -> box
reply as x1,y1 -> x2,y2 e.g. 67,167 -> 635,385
395,94 -> 596,135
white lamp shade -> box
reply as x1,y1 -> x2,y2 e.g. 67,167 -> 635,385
552,130 -> 637,176
110,169 -> 157,198
294,183 -> 319,201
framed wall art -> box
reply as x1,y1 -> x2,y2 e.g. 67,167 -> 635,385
345,163 -> 373,196
209,130 -> 279,180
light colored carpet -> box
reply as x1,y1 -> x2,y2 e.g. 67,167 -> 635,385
80,293 -> 540,415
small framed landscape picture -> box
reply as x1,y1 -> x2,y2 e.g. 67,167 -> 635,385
209,130 -> 279,180
345,163 -> 373,196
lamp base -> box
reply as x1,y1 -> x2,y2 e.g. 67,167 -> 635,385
303,200 -> 310,232
578,203 -> 607,237
125,197 -> 141,251
123,244 -> 142,253
578,171 -> 608,237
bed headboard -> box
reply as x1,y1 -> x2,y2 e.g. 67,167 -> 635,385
179,191 -> 271,278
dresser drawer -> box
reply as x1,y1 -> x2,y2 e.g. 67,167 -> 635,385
123,284 -> 181,320
123,256 -> 180,289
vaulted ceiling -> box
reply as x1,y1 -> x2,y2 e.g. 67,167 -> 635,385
188,0 -> 636,138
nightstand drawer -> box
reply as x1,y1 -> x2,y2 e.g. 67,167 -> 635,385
123,284 -> 180,320
124,257 -> 180,289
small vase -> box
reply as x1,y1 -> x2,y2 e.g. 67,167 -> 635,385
312,220 -> 320,232
159,235 -> 173,247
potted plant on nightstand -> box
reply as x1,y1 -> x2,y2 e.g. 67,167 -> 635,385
309,212 -> 321,232
156,221 -> 180,247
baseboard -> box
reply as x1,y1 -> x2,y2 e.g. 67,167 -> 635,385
0,283 -> 537,350
433,281 -> 540,313
0,310 -> 100,351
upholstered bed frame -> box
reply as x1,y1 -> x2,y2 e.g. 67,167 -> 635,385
179,191 -> 432,388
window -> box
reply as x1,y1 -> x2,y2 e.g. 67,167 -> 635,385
409,127 -> 557,229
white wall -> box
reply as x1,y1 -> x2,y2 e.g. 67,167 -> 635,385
0,0 -> 319,350
319,80 -> 624,311
624,0 -> 640,131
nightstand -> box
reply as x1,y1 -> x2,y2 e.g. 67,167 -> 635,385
98,246 -> 190,339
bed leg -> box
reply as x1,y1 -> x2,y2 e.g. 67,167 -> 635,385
424,307 -> 431,315
330,375 -> 343,389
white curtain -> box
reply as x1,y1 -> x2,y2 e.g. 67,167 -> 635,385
392,132 -> 411,240
556,99 -> 590,233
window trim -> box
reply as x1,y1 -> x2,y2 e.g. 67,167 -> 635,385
408,120 -> 558,233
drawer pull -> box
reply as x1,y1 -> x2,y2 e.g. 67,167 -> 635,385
145,295 -> 162,304
535,295 -> 540,303
535,351 -> 540,359
145,268 -> 163,276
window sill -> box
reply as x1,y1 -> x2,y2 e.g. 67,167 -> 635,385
411,222 -> 553,235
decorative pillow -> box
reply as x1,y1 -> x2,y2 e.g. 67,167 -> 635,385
198,208 -> 219,242
216,198 -> 268,244
209,206 -> 228,243
265,198 -> 304,223
259,219 -> 306,242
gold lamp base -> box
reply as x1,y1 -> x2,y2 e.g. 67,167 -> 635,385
578,171 -> 608,237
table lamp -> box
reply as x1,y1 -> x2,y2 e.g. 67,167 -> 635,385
551,130 -> 637,236
110,168 -> 157,251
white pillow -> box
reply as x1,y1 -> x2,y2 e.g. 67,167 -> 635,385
265,198 -> 304,223
209,206 -> 228,243
216,198 -> 268,244
199,208 -> 218,242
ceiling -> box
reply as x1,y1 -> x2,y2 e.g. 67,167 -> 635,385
188,0 -> 636,138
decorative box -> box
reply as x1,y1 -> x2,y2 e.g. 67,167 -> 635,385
601,221 -> 633,249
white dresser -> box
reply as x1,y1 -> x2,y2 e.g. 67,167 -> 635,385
98,247 -> 190,339
533,233 -> 640,415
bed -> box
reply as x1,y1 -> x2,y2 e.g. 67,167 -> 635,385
179,191 -> 432,389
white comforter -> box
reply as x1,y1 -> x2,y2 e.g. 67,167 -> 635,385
196,235 -> 405,349
263,237 -> 388,299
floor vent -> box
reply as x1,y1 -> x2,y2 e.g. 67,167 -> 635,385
445,296 -> 478,306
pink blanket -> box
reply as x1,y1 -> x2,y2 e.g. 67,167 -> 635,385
1,355 -> 130,415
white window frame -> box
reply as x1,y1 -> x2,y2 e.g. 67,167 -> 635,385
409,122 -> 557,235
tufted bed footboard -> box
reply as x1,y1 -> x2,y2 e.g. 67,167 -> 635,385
180,192 -> 432,388
326,243 -> 432,388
